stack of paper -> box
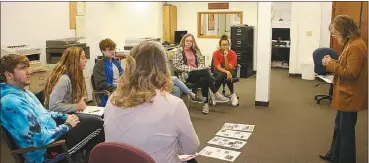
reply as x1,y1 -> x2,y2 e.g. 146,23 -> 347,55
197,123 -> 255,162
207,136 -> 247,150
80,106 -> 104,116
199,146 -> 241,162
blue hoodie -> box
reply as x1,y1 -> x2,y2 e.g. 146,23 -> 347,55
0,83 -> 70,163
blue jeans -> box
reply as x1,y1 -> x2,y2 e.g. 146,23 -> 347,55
171,76 -> 192,95
171,86 -> 181,97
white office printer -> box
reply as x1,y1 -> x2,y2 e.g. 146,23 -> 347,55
124,37 -> 161,50
1,45 -> 45,71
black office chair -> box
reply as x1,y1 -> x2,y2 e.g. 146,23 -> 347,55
312,48 -> 338,104
0,125 -> 72,163
210,58 -> 240,101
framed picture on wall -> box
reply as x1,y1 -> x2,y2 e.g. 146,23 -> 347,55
208,14 -> 215,31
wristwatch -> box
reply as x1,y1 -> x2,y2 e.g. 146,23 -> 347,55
64,122 -> 73,129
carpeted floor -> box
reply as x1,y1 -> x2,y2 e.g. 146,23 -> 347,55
1,68 -> 367,163
187,68 -> 368,163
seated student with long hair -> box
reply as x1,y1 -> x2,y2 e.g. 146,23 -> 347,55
0,54 -> 104,163
173,33 -> 229,114
44,47 -> 89,113
93,38 -> 123,106
212,35 -> 239,106
104,41 -> 199,163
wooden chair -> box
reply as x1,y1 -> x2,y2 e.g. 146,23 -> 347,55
91,74 -> 111,107
0,126 -> 72,163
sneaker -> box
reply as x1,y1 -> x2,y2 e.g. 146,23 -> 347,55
230,93 -> 238,106
208,89 -> 216,106
191,95 -> 206,103
215,94 -> 230,103
202,103 -> 210,114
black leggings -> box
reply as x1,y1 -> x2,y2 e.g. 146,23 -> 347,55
48,113 -> 105,162
214,69 -> 237,94
187,69 -> 217,103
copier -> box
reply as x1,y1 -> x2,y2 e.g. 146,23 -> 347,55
46,37 -> 90,64
1,45 -> 53,92
1,45 -> 45,71
124,37 -> 161,50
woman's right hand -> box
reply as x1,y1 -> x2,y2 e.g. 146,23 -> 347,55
66,114 -> 80,127
76,100 -> 86,112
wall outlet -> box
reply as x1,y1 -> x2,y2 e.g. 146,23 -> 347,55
206,55 -> 210,60
306,31 -> 312,36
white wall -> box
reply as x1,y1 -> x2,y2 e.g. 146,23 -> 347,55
1,2 -> 75,64
271,2 -> 291,28
1,2 -> 164,100
289,2 -> 332,75
319,2 -> 332,48
84,2 -> 164,77
169,2 -> 258,69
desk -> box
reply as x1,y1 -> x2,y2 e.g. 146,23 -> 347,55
314,74 -> 334,104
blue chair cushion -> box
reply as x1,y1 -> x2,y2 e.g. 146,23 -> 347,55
313,48 -> 339,75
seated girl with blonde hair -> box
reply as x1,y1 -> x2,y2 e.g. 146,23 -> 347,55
104,41 -> 199,163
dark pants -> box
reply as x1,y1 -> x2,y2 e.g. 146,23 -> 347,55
214,69 -> 237,93
326,111 -> 358,163
187,158 -> 198,163
187,69 -> 216,103
48,113 -> 105,162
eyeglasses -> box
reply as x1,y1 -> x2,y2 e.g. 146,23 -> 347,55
221,44 -> 229,47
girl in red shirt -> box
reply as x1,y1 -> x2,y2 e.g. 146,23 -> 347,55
212,35 -> 238,106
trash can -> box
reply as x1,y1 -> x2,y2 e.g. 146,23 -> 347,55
301,60 -> 315,80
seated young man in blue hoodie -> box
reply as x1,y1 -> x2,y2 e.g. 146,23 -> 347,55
0,54 -> 104,163
93,38 -> 123,106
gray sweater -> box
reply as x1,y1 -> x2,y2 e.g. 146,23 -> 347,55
48,74 -> 77,113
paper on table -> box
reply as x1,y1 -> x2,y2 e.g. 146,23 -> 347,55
80,106 -> 104,116
221,123 -> 255,132
216,129 -> 252,140
207,136 -> 247,150
199,146 -> 241,162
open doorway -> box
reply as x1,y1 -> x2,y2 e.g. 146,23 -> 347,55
271,2 -> 291,74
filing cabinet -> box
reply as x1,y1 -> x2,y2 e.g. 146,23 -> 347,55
231,25 -> 254,78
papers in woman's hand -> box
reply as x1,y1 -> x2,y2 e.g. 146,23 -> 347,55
178,153 -> 198,162
81,106 -> 104,116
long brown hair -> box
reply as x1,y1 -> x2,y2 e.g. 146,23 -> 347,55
110,41 -> 173,108
329,15 -> 361,47
179,33 -> 202,53
44,47 -> 86,106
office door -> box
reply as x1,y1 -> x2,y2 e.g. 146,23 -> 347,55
330,2 -> 364,54
360,2 -> 368,47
